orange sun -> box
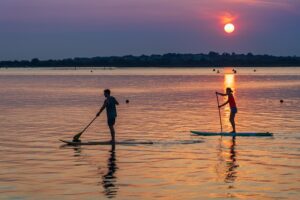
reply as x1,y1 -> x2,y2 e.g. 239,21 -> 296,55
224,23 -> 235,33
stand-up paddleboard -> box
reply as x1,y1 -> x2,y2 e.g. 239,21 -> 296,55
191,131 -> 273,137
60,139 -> 154,146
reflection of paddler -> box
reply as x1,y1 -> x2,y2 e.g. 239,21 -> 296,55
102,144 -> 118,198
225,137 -> 238,183
216,88 -> 237,135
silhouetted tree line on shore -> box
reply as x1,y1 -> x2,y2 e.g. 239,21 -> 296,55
1,52 -> 300,67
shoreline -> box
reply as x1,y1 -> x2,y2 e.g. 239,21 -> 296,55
1,66 -> 300,76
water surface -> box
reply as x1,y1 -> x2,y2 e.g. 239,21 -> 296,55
0,67 -> 299,199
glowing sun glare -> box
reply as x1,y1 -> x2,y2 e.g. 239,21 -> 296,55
224,23 -> 235,33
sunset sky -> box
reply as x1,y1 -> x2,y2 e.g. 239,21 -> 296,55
1,0 -> 300,60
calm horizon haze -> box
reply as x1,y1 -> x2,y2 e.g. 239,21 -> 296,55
1,0 -> 300,60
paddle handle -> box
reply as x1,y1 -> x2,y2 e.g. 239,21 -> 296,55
216,92 -> 223,133
81,115 -> 98,133
74,115 -> 98,140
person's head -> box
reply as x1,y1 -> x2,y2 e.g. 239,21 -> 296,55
226,87 -> 233,94
104,89 -> 111,97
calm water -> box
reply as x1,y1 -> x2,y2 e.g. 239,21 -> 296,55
0,67 -> 299,200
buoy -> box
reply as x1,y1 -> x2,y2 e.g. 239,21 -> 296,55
126,99 -> 129,104
280,99 -> 284,103
213,69 -> 216,71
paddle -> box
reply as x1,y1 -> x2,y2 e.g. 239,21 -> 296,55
216,92 -> 223,133
73,115 -> 98,142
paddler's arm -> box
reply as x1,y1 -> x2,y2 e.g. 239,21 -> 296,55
96,100 -> 107,117
115,98 -> 119,105
219,100 -> 229,108
216,92 -> 227,96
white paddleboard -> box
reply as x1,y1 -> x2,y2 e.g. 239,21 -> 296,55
60,139 -> 154,146
191,131 -> 273,137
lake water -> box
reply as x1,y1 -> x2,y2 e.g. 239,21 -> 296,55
0,67 -> 299,199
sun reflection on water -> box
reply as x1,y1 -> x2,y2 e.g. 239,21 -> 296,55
222,73 -> 236,131
224,73 -> 235,91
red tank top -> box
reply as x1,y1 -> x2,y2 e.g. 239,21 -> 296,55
228,94 -> 236,108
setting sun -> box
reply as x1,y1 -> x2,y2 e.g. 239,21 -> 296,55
224,23 -> 235,33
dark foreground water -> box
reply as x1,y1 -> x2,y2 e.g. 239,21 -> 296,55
0,67 -> 299,199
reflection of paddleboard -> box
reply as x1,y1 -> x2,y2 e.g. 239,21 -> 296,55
60,139 -> 154,146
191,131 -> 273,137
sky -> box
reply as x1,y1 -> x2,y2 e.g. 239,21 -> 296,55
0,0 -> 300,60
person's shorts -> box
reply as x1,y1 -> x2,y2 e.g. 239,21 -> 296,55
107,117 -> 116,126
230,107 -> 238,114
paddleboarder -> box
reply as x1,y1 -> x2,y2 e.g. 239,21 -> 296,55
96,89 -> 119,143
216,88 -> 237,133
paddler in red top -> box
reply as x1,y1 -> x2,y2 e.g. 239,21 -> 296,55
216,87 -> 237,133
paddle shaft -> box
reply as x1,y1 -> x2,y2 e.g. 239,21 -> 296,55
73,115 -> 98,140
216,93 -> 223,133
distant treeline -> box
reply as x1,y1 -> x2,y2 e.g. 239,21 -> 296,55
1,52 -> 300,67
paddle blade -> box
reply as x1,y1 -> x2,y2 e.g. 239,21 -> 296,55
73,132 -> 83,142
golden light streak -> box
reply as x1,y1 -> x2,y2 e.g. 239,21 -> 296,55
223,73 -> 236,129
224,73 -> 235,90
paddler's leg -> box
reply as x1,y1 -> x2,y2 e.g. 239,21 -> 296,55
230,108 -> 237,133
108,117 -> 116,144
109,125 -> 115,143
